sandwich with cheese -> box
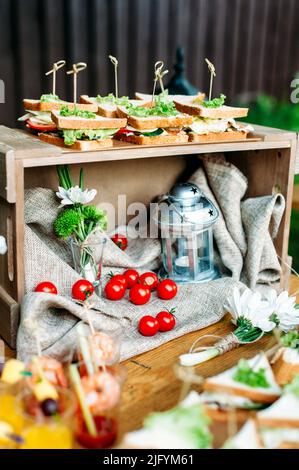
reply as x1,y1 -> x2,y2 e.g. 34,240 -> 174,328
114,94 -> 192,145
80,93 -> 152,118
39,105 -> 127,150
271,330 -> 299,386
201,353 -> 281,415
18,93 -> 98,135
174,94 -> 254,142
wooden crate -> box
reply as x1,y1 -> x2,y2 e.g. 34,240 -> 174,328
0,124 -> 297,348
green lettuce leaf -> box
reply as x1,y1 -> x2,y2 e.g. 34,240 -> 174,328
40,93 -> 62,103
233,359 -> 270,388
126,93 -> 178,118
281,330 -> 299,350
60,106 -> 97,119
144,404 -> 212,449
202,94 -> 226,108
61,128 -> 118,146
96,93 -> 130,106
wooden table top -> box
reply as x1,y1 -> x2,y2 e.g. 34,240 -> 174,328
3,275 -> 299,444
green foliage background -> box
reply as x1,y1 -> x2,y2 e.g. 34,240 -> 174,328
242,95 -> 299,272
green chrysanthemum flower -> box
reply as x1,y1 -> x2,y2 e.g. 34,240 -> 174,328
54,208 -> 82,239
82,205 -> 108,231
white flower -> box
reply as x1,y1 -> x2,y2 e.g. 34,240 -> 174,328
0,236 -> 7,255
263,289 -> 299,332
56,186 -> 97,206
225,287 -> 276,333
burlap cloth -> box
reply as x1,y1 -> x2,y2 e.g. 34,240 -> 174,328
17,155 -> 285,362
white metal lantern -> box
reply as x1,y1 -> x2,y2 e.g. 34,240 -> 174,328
154,182 -> 219,284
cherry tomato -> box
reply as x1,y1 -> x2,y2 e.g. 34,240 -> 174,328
139,272 -> 159,291
26,119 -> 57,132
129,285 -> 151,305
156,310 -> 176,332
111,234 -> 128,251
35,282 -> 58,295
138,316 -> 159,337
123,269 -> 139,289
157,279 -> 178,300
108,273 -> 127,290
105,280 -> 126,301
72,280 -> 94,301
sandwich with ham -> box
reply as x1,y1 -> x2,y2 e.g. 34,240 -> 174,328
114,94 -> 192,145
39,105 -> 127,150
174,94 -> 254,142
80,93 -> 152,118
19,93 -> 98,135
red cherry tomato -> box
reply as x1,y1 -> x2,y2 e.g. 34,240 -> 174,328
129,285 -> 151,305
72,280 -> 94,301
26,119 -> 57,132
157,279 -> 178,300
139,272 -> 159,291
111,234 -> 128,251
35,282 -> 58,295
156,310 -> 176,332
108,273 -> 127,290
138,316 -> 159,337
105,280 -> 126,301
123,269 -> 139,289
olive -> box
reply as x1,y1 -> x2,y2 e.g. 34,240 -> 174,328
41,398 -> 59,417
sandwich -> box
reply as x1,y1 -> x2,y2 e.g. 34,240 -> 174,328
271,330 -> 299,385
80,93 -> 152,118
174,94 -> 254,143
121,398 -> 212,449
18,93 -> 98,135
202,353 -> 281,412
39,105 -> 127,150
256,377 -> 299,449
114,94 -> 192,145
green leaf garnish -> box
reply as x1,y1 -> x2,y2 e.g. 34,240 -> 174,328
60,106 -> 97,119
233,359 -> 270,388
281,330 -> 299,350
126,94 -> 178,118
40,93 -> 62,103
60,128 -> 118,146
202,94 -> 226,108
96,93 -> 130,106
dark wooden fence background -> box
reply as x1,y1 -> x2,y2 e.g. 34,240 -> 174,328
0,0 -> 299,127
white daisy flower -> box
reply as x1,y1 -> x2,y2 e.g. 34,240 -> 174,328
0,236 -> 7,255
56,186 -> 97,206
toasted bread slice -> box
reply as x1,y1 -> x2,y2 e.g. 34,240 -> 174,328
203,353 -> 281,404
115,130 -> 189,146
174,96 -> 249,119
80,96 -> 152,118
271,348 -> 299,386
257,393 -> 299,428
117,105 -> 193,130
51,110 -> 127,130
23,99 -> 98,113
260,425 -> 299,449
188,129 -> 249,143
135,92 -> 205,103
39,132 -> 113,150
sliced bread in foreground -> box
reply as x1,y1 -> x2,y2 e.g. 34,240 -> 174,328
39,133 -> 113,150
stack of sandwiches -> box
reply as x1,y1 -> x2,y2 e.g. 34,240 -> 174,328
114,94 -> 193,145
18,93 -> 97,135
39,105 -> 127,150
174,94 -> 254,143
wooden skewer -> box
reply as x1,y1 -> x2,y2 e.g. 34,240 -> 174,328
205,58 -> 216,101
45,60 -> 66,96
109,55 -> 119,99
67,62 -> 87,104
151,61 -> 164,105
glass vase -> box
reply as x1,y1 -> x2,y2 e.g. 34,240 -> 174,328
69,237 -> 106,295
